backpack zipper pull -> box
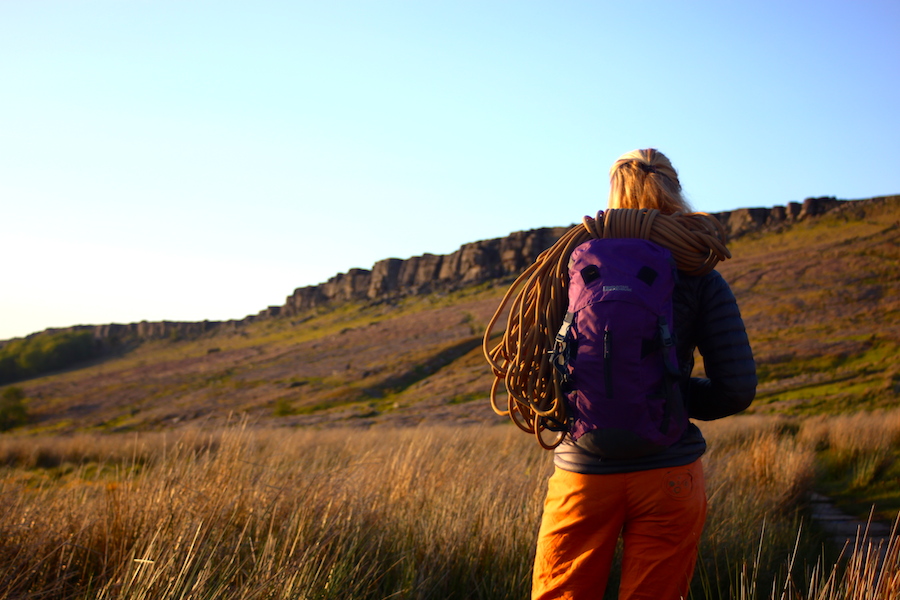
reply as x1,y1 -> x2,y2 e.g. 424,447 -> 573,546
603,327 -> 613,399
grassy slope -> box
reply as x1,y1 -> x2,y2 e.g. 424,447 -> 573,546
5,196 -> 900,435
12,284 -> 508,434
721,196 -> 900,415
717,196 -> 900,519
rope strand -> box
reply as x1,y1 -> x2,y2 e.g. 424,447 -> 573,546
482,208 -> 730,449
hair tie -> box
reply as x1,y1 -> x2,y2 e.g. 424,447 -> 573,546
638,162 -> 657,174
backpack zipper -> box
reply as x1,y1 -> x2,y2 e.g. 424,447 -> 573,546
603,328 -> 613,398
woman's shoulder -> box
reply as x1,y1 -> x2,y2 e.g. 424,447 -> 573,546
673,270 -> 741,327
676,269 -> 734,297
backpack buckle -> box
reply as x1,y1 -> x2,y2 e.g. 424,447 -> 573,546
551,311 -> 577,393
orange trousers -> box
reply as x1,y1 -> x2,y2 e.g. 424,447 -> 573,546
532,459 -> 707,600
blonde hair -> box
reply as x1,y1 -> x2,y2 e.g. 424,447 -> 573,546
608,148 -> 692,215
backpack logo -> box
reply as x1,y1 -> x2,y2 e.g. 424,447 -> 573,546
551,238 -> 687,459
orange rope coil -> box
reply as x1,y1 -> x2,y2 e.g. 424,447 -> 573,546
482,208 -> 731,449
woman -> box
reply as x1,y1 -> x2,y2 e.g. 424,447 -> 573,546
531,149 -> 757,600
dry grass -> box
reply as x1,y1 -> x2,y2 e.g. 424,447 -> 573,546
798,411 -> 900,455
2,411 -> 900,599
695,417 -> 818,599
799,519 -> 900,600
698,411 -> 900,600
1,424 -> 549,599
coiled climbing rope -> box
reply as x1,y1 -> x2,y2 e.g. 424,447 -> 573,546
482,208 -> 731,449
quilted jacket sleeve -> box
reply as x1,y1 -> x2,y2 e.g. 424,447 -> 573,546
685,271 -> 757,420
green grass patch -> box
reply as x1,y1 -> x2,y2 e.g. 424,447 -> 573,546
446,392 -> 484,405
816,449 -> 900,522
272,397 -> 297,416
754,338 -> 900,415
762,378 -> 877,404
94,411 -> 141,432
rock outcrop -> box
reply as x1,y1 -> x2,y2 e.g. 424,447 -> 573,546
35,320 -> 228,345
281,196 -> 850,315
7,195 -> 891,346
713,196 -> 842,239
281,227 -> 569,315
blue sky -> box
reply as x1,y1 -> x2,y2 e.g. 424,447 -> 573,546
1,0 -> 898,341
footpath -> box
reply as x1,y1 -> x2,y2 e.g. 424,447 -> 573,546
809,492 -> 895,573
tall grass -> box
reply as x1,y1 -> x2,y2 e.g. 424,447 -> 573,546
696,417 -> 817,599
1,426 -> 547,599
1,411 -> 899,599
799,410 -> 900,492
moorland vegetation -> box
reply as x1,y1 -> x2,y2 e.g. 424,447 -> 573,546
1,413 -> 899,599
1,195 -> 899,598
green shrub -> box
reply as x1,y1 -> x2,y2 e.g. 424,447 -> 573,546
0,386 -> 28,431
273,397 -> 296,416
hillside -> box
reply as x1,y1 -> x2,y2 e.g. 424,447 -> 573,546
721,196 -> 900,414
4,195 -> 899,434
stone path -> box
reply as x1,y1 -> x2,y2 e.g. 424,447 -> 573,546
808,492 -> 895,570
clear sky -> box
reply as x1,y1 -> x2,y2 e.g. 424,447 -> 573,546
2,1 -> 898,341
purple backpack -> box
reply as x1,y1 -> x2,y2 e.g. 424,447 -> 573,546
551,238 -> 687,459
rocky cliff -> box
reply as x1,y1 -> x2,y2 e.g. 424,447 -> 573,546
8,195 -> 885,345
280,196 -> 846,315
713,195 -> 844,238
280,226 -> 570,316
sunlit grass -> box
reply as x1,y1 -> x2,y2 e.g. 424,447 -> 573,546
2,411 -> 899,599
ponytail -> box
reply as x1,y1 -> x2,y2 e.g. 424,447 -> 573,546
608,149 -> 691,215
